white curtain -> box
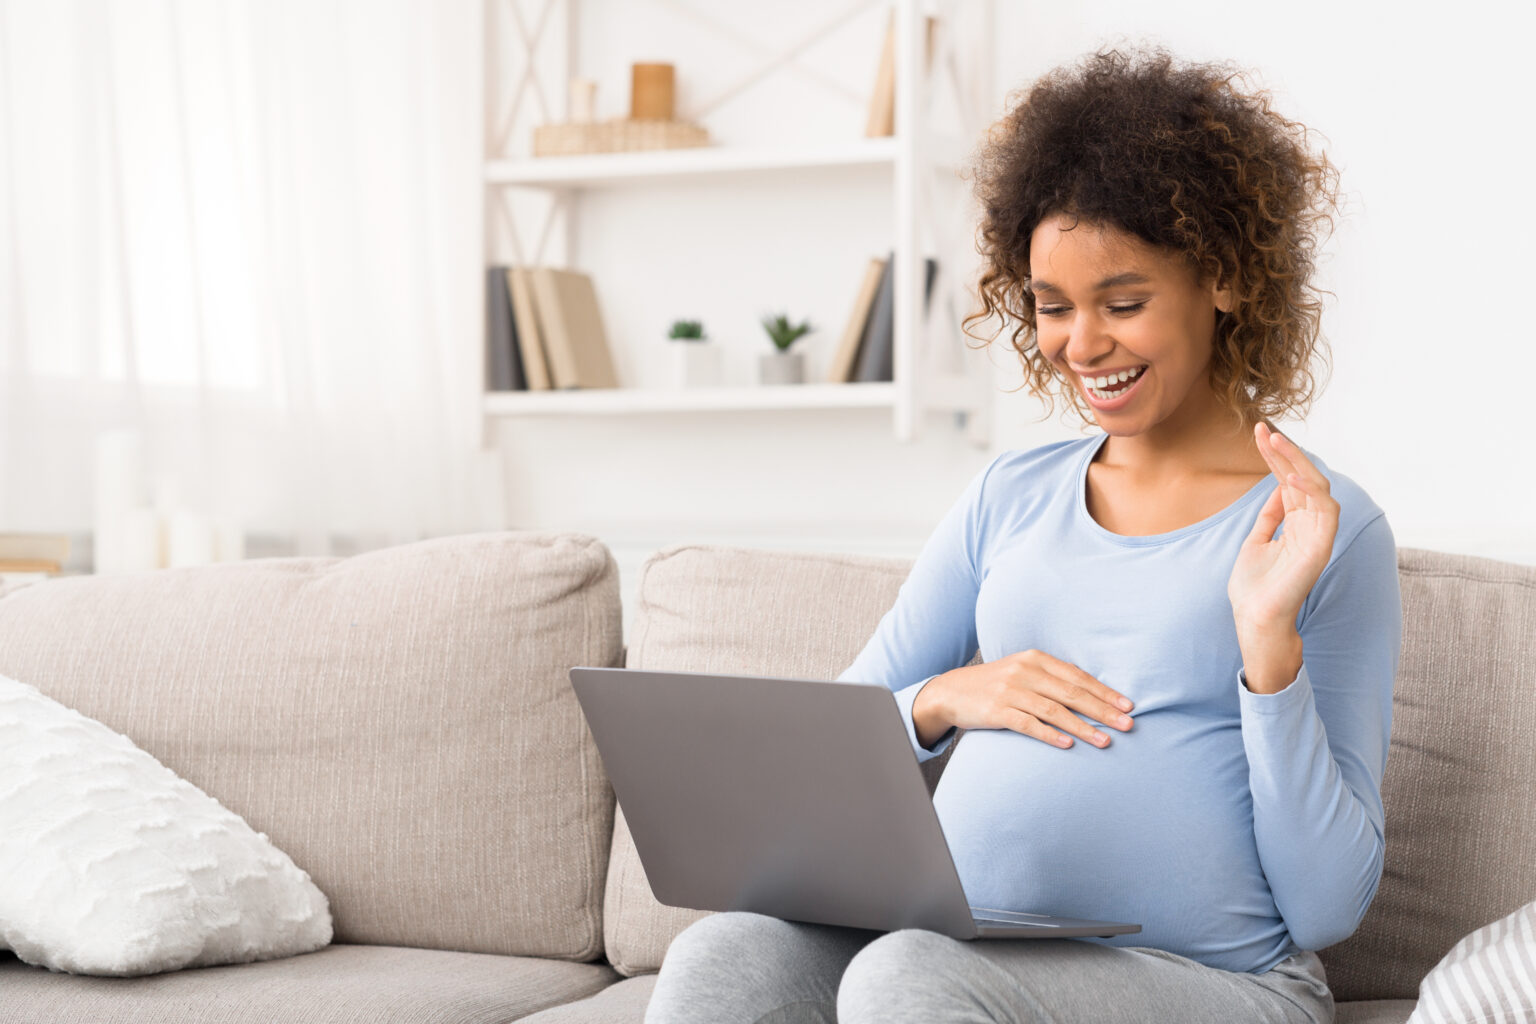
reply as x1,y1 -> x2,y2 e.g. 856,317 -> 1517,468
0,0 -> 503,571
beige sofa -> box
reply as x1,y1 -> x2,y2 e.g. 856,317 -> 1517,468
0,529 -> 1531,1023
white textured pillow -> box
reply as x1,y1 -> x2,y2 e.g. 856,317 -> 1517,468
0,674 -> 332,977
1407,899 -> 1536,1023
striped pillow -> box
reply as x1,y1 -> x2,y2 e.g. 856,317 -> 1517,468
1407,899 -> 1536,1022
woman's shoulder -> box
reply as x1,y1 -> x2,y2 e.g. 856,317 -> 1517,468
986,435 -> 1100,481
955,436 -> 1101,524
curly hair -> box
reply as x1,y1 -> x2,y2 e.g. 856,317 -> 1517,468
961,45 -> 1342,430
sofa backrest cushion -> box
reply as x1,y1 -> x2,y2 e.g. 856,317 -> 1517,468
0,530 -> 622,962
603,544 -> 970,977
1319,547 -> 1536,1001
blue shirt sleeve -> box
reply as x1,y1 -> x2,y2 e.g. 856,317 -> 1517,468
836,457 -> 997,762
1236,512 -> 1402,950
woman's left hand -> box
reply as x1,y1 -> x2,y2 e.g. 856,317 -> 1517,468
1227,422 -> 1341,633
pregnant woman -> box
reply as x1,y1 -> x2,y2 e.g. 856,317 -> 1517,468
644,45 -> 1400,1024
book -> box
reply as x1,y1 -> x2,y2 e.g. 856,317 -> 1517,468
486,266 -> 527,391
853,253 -> 894,381
0,558 -> 61,573
528,267 -> 620,390
505,273 -> 527,390
865,8 -> 896,138
0,533 -> 70,563
827,256 -> 888,383
852,253 -> 938,383
508,267 -> 553,390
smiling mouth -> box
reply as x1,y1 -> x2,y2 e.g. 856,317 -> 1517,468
1083,365 -> 1148,401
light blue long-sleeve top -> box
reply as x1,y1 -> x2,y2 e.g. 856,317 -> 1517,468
836,431 -> 1402,975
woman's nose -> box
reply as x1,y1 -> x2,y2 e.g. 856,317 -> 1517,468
1063,310 -> 1113,365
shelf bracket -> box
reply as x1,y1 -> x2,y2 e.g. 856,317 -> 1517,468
490,0 -> 562,158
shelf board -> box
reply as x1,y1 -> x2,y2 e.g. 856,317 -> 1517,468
483,382 -> 897,416
486,137 -> 900,188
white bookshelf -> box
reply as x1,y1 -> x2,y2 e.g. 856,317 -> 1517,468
484,380 -> 896,416
480,0 -> 996,445
485,137 -> 900,187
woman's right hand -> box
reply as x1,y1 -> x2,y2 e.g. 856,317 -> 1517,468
913,650 -> 1136,750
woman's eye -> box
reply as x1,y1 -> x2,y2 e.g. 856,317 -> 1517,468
1036,302 -> 1144,318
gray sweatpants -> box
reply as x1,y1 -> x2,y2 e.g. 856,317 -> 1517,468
643,912 -> 1335,1024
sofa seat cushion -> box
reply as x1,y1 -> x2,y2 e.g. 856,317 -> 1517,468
0,944 -> 621,1024
1335,1000 -> 1417,1024
0,531 -> 623,961
1318,548 -> 1536,1001
516,973 -> 657,1023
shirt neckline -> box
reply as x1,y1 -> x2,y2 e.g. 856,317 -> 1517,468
1075,431 -> 1278,547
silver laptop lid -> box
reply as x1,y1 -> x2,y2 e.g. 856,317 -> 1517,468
569,666 -> 981,939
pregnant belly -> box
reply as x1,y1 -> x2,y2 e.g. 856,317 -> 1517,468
932,714 -> 1282,952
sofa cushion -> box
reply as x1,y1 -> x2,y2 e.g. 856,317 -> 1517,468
1318,548 -> 1536,1001
0,944 -> 620,1024
515,973 -> 657,1023
0,530 -> 623,961
603,544 -> 970,977
1335,1001 -> 1417,1024
0,675 -> 331,976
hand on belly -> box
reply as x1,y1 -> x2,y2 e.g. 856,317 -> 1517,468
915,647 -> 1138,750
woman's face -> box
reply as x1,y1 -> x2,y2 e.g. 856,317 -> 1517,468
1029,212 -> 1232,439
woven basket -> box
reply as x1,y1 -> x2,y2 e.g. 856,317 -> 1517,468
532,117 -> 711,157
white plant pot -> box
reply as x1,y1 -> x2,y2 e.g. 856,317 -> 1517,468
758,350 -> 804,386
668,340 -> 721,388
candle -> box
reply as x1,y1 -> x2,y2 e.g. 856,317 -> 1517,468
630,62 -> 675,120
569,77 -> 598,123
213,518 -> 246,562
117,506 -> 162,574
92,428 -> 149,575
167,509 -> 216,568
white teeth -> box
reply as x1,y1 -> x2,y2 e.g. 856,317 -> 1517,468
1087,362 -> 1148,389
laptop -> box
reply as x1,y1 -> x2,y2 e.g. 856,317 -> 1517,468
568,666 -> 1142,941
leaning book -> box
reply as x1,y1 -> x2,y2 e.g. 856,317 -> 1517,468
486,265 -> 527,391
529,267 -> 620,390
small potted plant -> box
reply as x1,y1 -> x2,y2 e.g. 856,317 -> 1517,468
666,318 -> 720,388
757,311 -> 813,386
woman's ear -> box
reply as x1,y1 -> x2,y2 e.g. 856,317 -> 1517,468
1211,257 -> 1236,313
1212,274 -> 1234,314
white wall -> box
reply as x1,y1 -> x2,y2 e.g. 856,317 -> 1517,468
986,0 -> 1536,564
492,0 -> 1536,641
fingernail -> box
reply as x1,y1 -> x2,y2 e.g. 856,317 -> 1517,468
1118,697 -> 1133,711
1093,732 -> 1108,745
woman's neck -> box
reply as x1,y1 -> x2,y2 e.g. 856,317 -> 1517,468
1095,384 -> 1269,483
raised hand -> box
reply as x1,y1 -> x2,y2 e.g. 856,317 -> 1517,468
1227,421 -> 1341,635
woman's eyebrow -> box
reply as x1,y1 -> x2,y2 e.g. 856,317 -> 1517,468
1029,272 -> 1151,294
